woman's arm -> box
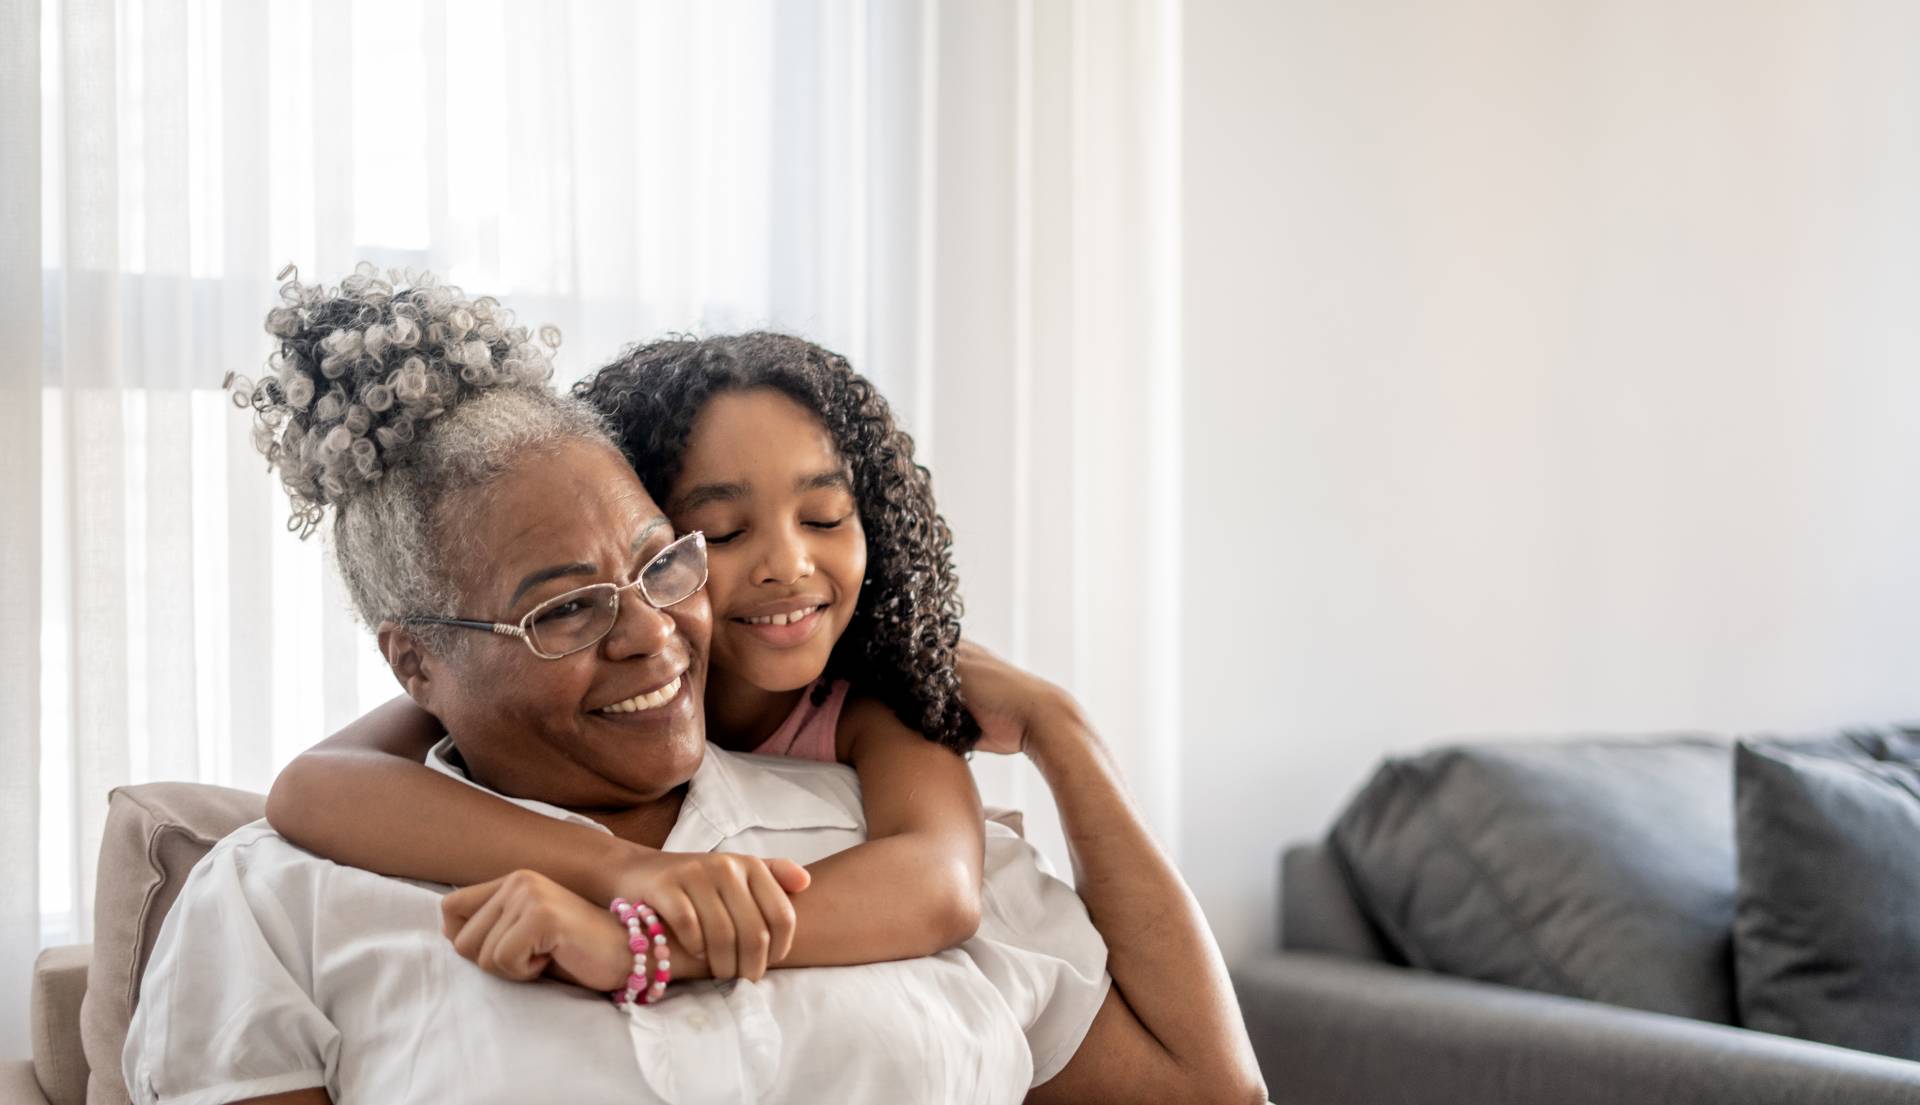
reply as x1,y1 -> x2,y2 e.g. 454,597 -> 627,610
1022,713 -> 1265,1105
956,646 -> 1264,1105
777,695 -> 985,963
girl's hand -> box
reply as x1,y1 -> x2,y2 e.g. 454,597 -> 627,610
440,869 -> 635,990
605,850 -> 813,982
955,639 -> 1078,757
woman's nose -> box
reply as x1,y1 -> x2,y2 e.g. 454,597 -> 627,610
602,584 -> 675,659
755,527 -> 813,587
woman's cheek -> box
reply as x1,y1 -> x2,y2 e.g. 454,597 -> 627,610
700,548 -> 746,608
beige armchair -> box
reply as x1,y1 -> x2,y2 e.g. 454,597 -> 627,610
3,784 -> 267,1105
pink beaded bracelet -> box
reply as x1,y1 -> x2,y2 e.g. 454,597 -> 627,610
609,898 -> 671,1006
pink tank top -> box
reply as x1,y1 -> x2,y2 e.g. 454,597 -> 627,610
747,679 -> 850,764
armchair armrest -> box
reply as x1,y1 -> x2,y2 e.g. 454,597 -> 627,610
0,1062 -> 52,1105
29,945 -> 90,1105
1235,953 -> 1920,1105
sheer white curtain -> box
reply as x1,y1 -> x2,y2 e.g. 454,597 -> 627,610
1,0 -> 1179,1058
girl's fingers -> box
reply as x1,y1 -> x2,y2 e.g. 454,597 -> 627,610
764,858 -> 811,894
687,880 -> 739,979
648,888 -> 703,962
745,861 -> 799,965
717,865 -> 773,981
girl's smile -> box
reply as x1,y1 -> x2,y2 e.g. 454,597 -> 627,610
732,598 -> 833,648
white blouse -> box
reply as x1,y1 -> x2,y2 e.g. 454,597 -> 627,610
124,741 -> 1110,1105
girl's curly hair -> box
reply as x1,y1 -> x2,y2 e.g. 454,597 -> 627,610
574,333 -> 978,754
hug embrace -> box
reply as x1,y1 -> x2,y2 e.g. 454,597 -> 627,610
125,265 -> 1265,1104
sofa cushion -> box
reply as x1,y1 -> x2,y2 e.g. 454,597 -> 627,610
1733,741 -> 1920,1060
1330,736 -> 1737,1022
77,784 -> 265,1105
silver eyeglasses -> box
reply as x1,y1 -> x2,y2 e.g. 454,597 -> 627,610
408,531 -> 708,660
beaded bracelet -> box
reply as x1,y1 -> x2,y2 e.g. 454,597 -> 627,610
609,898 -> 672,1006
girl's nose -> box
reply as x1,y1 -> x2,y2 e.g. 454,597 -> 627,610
755,527 -> 814,587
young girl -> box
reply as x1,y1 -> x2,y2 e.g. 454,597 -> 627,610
267,332 -> 999,982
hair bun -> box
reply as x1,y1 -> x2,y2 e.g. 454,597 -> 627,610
228,263 -> 562,537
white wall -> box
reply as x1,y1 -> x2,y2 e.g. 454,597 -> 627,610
1180,0 -> 1920,963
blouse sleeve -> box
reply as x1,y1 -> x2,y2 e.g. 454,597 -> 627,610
123,828 -> 338,1105
963,823 -> 1114,1087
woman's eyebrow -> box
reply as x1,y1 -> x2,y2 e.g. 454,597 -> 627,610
506,518 -> 670,607
631,517 -> 670,554
508,562 -> 596,608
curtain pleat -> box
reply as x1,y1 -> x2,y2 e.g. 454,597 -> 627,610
219,0 -> 274,793
1,0 -> 46,1059
60,0 -> 133,946
139,0 -> 201,785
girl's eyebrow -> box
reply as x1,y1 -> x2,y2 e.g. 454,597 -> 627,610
675,482 -> 747,511
797,471 -> 852,493
676,472 -> 848,512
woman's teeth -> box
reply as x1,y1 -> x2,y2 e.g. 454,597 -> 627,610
740,606 -> 821,626
599,675 -> 682,714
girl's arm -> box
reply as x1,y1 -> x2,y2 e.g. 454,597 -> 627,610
266,695 -> 799,979
267,694 -> 983,975
265,695 -> 630,903
778,694 -> 986,963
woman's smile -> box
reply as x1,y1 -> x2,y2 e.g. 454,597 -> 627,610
592,671 -> 689,715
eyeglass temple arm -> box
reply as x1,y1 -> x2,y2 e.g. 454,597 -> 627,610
405,616 -> 527,639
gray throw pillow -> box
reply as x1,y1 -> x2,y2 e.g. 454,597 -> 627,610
1330,737 -> 1738,1022
1733,741 -> 1920,1060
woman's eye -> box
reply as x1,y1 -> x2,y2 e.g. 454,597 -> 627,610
704,529 -> 746,545
805,515 -> 851,531
533,599 -> 590,624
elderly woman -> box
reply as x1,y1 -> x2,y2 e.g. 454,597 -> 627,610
124,269 -> 1263,1105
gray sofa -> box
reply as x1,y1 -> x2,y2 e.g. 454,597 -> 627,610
1234,735 -> 1920,1105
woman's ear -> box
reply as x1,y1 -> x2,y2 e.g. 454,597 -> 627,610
378,624 -> 437,706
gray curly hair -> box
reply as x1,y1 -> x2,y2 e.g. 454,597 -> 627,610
230,264 -> 613,650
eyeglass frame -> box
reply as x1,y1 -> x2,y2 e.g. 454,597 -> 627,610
403,530 -> 708,660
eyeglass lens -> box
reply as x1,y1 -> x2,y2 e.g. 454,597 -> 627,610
639,535 -> 707,607
524,534 -> 707,657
